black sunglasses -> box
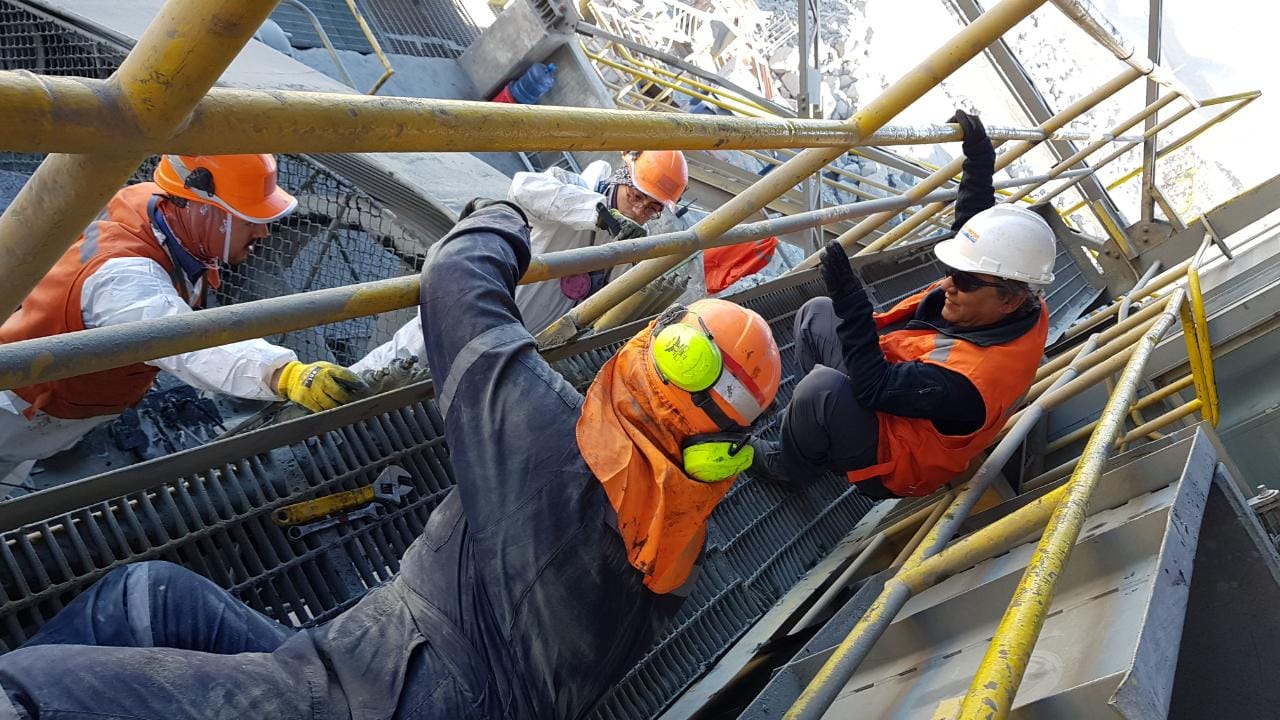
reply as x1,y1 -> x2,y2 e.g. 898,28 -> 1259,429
945,268 -> 1006,293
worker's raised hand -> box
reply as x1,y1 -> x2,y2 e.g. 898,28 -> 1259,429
276,360 -> 370,413
819,241 -> 862,300
948,109 -> 990,158
608,208 -> 648,241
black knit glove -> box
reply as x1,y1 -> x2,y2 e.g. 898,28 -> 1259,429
819,241 -> 863,302
948,110 -> 991,159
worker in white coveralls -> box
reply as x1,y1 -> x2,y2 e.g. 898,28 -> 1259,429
350,150 -> 690,374
0,154 -> 368,493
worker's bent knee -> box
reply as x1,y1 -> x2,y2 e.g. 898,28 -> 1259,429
791,365 -> 852,413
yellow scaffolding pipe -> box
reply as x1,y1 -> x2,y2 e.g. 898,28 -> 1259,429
1044,373 -> 1196,453
1002,92 -> 1181,204
1036,102 -> 1197,207
0,0 -> 282,322
0,72 -> 1144,156
844,67 -> 1142,254
534,0 -> 1053,346
1061,93 -> 1259,216
954,287 -> 1185,719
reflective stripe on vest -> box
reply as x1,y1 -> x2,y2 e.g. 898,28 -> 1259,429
0,184 -> 185,419
847,293 -> 1048,497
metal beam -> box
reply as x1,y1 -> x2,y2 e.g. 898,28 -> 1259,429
0,73 -> 1144,155
1050,0 -> 1197,105
943,0 -> 1129,235
0,0 -> 284,321
1140,0 -> 1164,223
0,169 -> 1089,392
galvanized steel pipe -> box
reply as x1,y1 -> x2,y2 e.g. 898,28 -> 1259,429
535,0 -> 1053,346
0,0 -> 284,322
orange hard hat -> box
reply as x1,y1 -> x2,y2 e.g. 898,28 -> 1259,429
625,150 -> 687,213
154,154 -> 297,224
650,298 -> 781,428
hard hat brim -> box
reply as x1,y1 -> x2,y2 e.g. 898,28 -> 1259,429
934,237 -> 1055,285
229,188 -> 298,224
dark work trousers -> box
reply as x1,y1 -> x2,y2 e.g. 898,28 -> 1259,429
785,297 -> 898,499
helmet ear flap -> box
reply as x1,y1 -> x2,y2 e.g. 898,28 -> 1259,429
681,432 -> 753,482
652,321 -> 722,393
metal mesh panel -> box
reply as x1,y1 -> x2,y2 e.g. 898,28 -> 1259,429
214,156 -> 423,365
0,2 -> 125,75
271,0 -> 482,59
0,395 -> 452,650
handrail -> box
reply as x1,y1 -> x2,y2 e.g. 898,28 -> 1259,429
1061,93 -> 1260,216
953,287 -> 1186,718
342,0 -> 394,94
279,0 -> 355,88
783,337 -> 1100,719
0,169 -> 1084,391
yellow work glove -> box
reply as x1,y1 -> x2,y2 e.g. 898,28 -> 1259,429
276,360 -> 369,413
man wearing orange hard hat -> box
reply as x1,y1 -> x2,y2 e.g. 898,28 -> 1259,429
352,149 -> 691,371
511,149 -> 688,334
0,154 -> 367,493
0,200 -> 782,720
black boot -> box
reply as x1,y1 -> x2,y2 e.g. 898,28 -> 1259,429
748,439 -> 801,488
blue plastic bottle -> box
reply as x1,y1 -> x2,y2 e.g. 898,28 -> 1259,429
508,62 -> 557,104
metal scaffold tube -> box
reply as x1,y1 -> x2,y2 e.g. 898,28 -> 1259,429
0,170 -> 1083,392
784,338 -> 1100,720
0,73 -> 1141,155
534,0 -> 1054,346
843,67 -> 1143,256
1049,0 -> 1198,105
954,288 -> 1186,719
1002,92 -> 1182,204
0,0 -> 284,322
1035,102 -> 1196,205
1062,92 -> 1261,215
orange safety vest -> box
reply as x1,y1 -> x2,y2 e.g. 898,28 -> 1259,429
0,184 -> 190,420
846,286 -> 1048,497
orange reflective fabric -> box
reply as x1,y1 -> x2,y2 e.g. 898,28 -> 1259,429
846,291 -> 1049,496
576,319 -> 731,594
0,184 -> 182,419
704,236 -> 779,294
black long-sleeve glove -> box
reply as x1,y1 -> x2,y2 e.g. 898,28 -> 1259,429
819,242 -> 882,385
949,110 -> 996,231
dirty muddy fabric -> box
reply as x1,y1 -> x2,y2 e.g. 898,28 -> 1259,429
0,204 -> 688,720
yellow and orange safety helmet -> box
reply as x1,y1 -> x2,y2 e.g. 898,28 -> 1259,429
649,298 -> 781,481
154,154 -> 298,224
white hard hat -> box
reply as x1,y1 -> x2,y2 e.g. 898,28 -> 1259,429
934,205 -> 1057,285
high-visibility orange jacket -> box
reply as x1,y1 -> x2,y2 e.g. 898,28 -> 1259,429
0,184 -> 184,419
846,287 -> 1048,496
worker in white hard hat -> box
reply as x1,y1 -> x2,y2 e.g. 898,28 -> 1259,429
0,155 -> 367,494
751,111 -> 1056,499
